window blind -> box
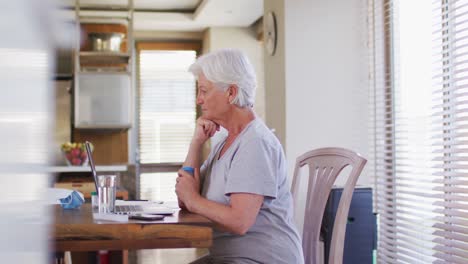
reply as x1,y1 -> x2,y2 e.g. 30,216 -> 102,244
137,48 -> 197,201
138,50 -> 196,164
431,0 -> 468,263
370,0 -> 468,263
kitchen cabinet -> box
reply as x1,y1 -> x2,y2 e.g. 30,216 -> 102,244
73,2 -> 134,130
75,72 -> 131,128
52,165 -> 129,200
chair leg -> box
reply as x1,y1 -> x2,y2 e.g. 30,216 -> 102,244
54,252 -> 64,264
64,251 -> 72,264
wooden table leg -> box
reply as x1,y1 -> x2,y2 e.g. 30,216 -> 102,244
54,252 -> 64,264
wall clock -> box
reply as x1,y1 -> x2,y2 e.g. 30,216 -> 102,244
265,11 -> 277,56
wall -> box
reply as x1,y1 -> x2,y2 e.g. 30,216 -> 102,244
203,27 -> 265,120
202,28 -> 211,54
264,0 -> 286,147
264,0 -> 370,186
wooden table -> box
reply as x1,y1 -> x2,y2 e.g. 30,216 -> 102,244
53,204 -> 213,252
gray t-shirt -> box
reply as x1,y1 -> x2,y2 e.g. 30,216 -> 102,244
200,119 -> 304,264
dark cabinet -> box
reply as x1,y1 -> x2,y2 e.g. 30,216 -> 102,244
322,187 -> 376,264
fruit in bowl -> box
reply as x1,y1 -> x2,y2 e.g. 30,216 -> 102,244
61,142 -> 93,166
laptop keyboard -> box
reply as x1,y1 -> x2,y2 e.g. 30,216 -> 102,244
114,205 -> 143,214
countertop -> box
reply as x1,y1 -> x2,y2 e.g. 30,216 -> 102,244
48,165 -> 127,173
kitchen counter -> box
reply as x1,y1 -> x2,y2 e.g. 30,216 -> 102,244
52,165 -> 129,199
48,165 -> 127,173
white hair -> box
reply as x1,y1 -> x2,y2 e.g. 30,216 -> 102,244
188,48 -> 257,108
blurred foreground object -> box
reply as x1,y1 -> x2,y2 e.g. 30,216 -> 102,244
0,0 -> 73,263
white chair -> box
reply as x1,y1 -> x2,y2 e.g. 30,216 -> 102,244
291,147 -> 367,264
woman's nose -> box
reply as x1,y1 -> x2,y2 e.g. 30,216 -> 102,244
196,96 -> 203,105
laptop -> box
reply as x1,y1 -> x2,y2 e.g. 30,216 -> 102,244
85,141 -> 175,215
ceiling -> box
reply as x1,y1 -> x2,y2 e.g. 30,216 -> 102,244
59,0 -> 264,32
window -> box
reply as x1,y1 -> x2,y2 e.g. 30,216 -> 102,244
137,43 -> 200,201
371,0 -> 468,262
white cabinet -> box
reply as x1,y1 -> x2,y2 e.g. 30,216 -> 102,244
73,1 -> 134,130
75,72 -> 131,128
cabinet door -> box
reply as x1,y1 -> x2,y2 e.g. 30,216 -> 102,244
75,72 -> 131,128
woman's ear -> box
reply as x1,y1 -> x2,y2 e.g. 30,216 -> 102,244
227,85 -> 238,104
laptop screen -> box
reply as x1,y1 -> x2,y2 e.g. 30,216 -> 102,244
85,141 -> 98,192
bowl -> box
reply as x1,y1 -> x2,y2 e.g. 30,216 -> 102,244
61,142 -> 92,166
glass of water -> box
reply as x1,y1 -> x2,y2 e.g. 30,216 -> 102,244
97,175 -> 116,214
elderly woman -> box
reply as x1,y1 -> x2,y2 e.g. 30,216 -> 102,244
175,49 -> 304,264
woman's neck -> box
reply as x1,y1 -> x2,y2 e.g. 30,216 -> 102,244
219,107 -> 256,137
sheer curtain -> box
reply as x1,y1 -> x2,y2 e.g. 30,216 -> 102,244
370,0 -> 468,263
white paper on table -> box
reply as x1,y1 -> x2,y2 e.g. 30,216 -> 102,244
93,213 -> 128,222
115,200 -> 177,214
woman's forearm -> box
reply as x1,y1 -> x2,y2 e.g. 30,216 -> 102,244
189,196 -> 248,235
188,193 -> 263,236
183,138 -> 204,169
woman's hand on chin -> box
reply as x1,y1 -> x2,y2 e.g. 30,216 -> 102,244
193,117 -> 220,144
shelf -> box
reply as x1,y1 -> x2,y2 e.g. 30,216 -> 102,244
79,51 -> 130,65
80,51 -> 129,56
74,2 -> 134,133
74,123 -> 132,130
49,165 -> 127,173
78,70 -> 130,75
79,68 -> 130,73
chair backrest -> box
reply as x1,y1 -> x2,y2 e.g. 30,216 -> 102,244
291,147 -> 367,264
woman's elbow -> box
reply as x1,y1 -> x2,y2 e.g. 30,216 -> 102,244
231,227 -> 248,236
231,222 -> 251,236
235,228 -> 248,236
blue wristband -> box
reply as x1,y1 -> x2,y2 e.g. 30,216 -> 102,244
182,166 -> 194,175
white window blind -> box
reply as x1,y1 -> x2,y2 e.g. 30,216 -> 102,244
370,0 -> 468,263
138,48 -> 197,201
138,50 -> 196,164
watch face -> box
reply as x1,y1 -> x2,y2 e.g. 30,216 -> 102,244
265,11 -> 277,56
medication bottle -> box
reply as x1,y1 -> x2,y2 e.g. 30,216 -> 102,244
91,191 -> 98,210
182,166 -> 194,176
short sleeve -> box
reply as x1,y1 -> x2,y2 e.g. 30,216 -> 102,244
225,138 -> 279,199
